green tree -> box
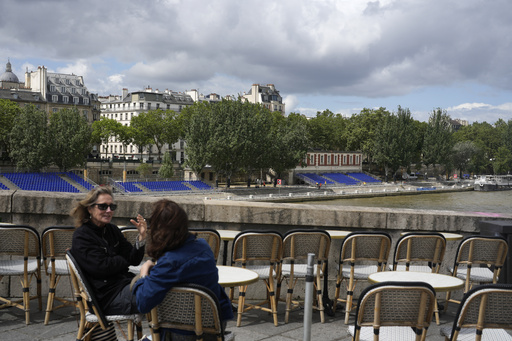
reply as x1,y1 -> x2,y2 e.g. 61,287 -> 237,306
452,141 -> 479,178
131,109 -> 180,160
136,162 -> 153,178
307,110 -> 347,150
373,106 -> 418,180
181,101 -> 213,177
268,112 -> 310,185
158,151 -> 174,179
116,125 -> 134,158
422,108 -> 454,174
10,105 -> 50,172
346,107 -> 388,171
48,107 -> 92,171
0,99 -> 21,159
493,146 -> 512,174
91,117 -> 121,158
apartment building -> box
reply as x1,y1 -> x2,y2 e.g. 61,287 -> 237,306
242,83 -> 285,114
99,87 -> 194,162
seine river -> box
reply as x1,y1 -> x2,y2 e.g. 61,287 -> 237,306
306,190 -> 512,215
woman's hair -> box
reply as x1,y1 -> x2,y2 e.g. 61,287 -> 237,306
70,186 -> 114,227
146,199 -> 189,260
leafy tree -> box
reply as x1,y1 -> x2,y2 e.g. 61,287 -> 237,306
373,106 -> 418,180
116,125 -> 134,158
422,108 -> 454,174
48,107 -> 92,171
158,151 -> 174,179
268,112 -> 310,185
452,141 -> 479,178
346,107 -> 388,171
493,146 -> 512,174
91,117 -> 121,158
136,162 -> 153,178
131,109 -> 180,160
10,105 -> 50,172
181,101 -> 213,177
307,110 -> 347,150
454,122 -> 500,174
0,99 -> 21,159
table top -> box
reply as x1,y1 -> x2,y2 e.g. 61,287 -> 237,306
368,271 -> 464,292
400,232 -> 463,241
217,265 -> 259,287
217,230 -> 240,241
325,230 -> 352,239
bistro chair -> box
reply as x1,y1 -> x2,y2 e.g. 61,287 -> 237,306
279,229 -> 331,323
348,281 -> 436,341
41,225 -> 76,325
120,226 -> 149,274
0,224 -> 42,325
65,251 -> 143,341
392,232 -> 446,273
334,231 -> 392,324
189,228 -> 221,261
230,230 -> 282,327
149,283 -> 228,341
444,235 -> 508,311
440,283 -> 512,341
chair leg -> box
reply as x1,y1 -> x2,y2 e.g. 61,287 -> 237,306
127,320 -> 134,341
434,298 -> 440,325
23,284 -> 30,325
344,279 -> 356,324
236,285 -> 247,327
45,275 -> 57,325
285,286 -> 293,324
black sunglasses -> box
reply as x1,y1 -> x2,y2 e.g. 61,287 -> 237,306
92,203 -> 118,211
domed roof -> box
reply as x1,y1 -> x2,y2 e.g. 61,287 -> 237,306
0,60 -> 20,83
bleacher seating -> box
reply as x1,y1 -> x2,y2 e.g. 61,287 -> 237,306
0,182 -> 9,190
300,173 -> 336,185
2,172 -> 80,193
346,172 -> 381,183
323,173 -> 360,185
118,182 -> 143,193
187,181 -> 213,190
65,172 -> 94,190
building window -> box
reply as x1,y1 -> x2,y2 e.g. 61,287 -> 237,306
343,155 -> 347,164
84,98 -> 89,105
320,155 -> 324,165
52,108 -> 58,113
148,103 -> 152,110
52,95 -> 58,102
327,155 -> 331,164
139,103 -> 144,109
349,155 -> 353,164
50,85 -> 56,92
63,96 -> 69,103
73,97 -> 79,104
167,104 -> 170,109
66,79 -> 71,85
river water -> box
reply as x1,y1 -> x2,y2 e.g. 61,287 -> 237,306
306,190 -> 512,216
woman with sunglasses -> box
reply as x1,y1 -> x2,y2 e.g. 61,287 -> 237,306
70,186 -> 146,315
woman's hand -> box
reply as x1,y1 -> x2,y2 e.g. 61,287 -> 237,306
130,214 -> 147,241
140,260 -> 155,278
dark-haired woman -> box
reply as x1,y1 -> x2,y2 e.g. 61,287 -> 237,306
70,186 -> 147,315
132,199 -> 233,339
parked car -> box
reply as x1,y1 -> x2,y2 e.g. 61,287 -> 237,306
402,173 -> 418,180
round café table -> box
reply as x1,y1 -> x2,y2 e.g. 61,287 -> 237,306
368,271 -> 464,325
217,265 -> 259,287
217,230 -> 240,265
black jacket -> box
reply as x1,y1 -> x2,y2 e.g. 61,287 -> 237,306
71,221 -> 145,309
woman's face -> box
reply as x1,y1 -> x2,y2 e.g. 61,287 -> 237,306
88,193 -> 115,227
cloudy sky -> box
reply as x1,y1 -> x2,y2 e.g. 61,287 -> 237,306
1,0 -> 511,123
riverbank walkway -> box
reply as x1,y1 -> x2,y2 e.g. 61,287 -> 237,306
2,297 -> 467,340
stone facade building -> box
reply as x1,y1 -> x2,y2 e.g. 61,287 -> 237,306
242,84 -> 285,114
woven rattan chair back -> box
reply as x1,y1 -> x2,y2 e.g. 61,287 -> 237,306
149,284 -> 224,341
393,232 -> 446,273
0,224 -> 42,324
41,226 -> 75,324
453,235 -> 508,291
335,231 -> 392,324
350,282 -> 436,341
66,251 -> 142,341
442,284 -> 512,341
231,230 -> 282,327
281,229 -> 331,323
190,229 -> 221,261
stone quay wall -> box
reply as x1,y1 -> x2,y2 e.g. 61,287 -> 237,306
1,190 -> 511,300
